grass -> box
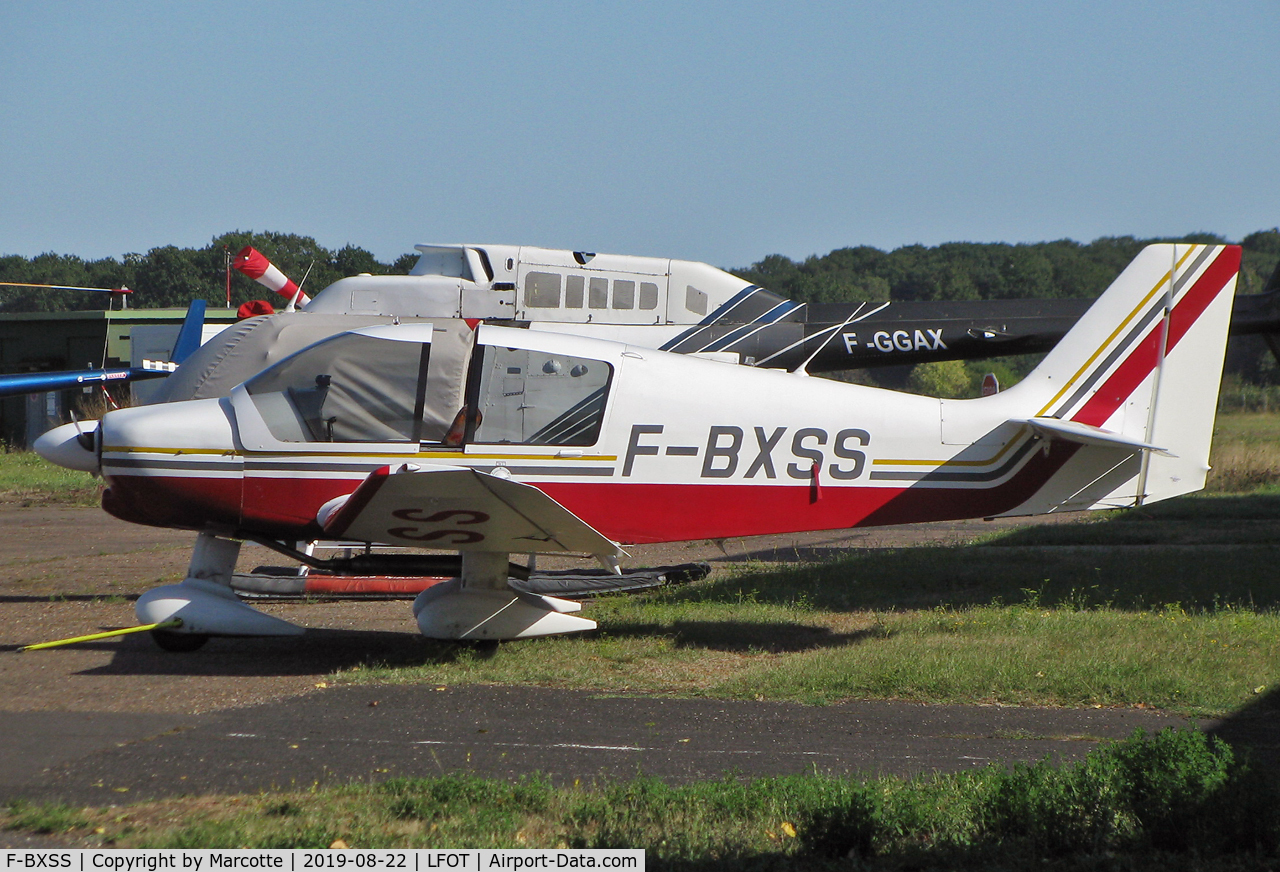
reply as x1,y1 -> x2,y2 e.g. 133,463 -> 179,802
5,729 -> 1278,869
1206,413 -> 1280,493
0,446 -> 99,506
346,584 -> 1280,718
716,604 -> 1278,713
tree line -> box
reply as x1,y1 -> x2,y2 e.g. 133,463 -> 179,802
0,230 -> 418,313
730,230 -> 1280,395
2,228 -> 1278,395
3,228 -> 1277,313
735,230 -> 1280,305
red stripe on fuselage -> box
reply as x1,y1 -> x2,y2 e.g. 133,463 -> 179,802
540,443 -> 1078,543
102,439 -> 1081,545
242,474 -> 360,536
102,474 -> 243,531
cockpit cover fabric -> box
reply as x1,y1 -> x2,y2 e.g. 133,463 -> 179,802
155,313 -> 415,403
422,319 -> 474,439
287,320 -> 474,443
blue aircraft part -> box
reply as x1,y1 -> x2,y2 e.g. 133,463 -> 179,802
0,367 -> 168,400
170,299 -> 206,364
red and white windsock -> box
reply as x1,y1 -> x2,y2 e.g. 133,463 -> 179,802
233,246 -> 310,307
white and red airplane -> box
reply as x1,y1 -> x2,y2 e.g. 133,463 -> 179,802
36,243 -> 1240,647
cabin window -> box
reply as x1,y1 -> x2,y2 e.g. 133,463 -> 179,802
588,277 -> 608,309
525,272 -> 561,308
469,345 -> 612,446
639,281 -> 659,310
565,275 -> 585,308
244,334 -> 433,444
612,280 -> 635,309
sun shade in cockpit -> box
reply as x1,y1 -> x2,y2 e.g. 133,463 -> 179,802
242,320 -> 475,445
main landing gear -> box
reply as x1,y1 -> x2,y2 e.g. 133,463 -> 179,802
134,533 -> 596,650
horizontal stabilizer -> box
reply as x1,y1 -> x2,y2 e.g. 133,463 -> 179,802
319,463 -> 623,562
1019,416 -> 1174,457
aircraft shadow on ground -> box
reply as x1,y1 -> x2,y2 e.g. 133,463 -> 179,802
77,627 -> 484,677
674,491 -> 1280,614
601,619 -> 881,653
1206,685 -> 1280,779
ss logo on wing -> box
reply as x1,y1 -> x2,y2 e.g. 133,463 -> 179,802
387,508 -> 491,544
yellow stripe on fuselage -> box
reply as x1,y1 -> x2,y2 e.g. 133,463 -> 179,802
102,445 -> 617,462
872,429 -> 1025,468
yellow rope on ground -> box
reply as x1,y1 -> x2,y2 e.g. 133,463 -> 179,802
21,619 -> 183,651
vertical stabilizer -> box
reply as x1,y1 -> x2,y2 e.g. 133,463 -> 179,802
998,243 -> 1240,510
170,299 -> 207,364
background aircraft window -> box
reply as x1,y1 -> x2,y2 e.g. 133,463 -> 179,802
613,280 -> 635,309
589,277 -> 608,309
412,246 -> 472,280
525,272 -> 562,308
245,334 -> 435,444
565,275 -> 585,308
473,248 -> 495,282
686,285 -> 708,316
639,281 -> 659,310
471,345 -> 612,446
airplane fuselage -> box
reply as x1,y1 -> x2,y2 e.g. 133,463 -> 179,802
97,322 -> 1156,548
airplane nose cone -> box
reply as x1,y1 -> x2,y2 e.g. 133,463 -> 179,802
34,421 -> 100,473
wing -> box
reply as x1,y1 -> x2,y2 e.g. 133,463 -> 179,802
318,463 -> 622,562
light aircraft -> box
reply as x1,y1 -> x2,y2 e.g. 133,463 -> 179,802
35,243 -> 1240,647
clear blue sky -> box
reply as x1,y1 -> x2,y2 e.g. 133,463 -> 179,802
2,1 -> 1276,269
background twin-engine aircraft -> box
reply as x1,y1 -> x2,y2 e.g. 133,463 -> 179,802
36,243 -> 1242,645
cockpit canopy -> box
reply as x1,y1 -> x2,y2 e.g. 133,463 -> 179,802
245,329 -> 441,443
237,322 -> 613,450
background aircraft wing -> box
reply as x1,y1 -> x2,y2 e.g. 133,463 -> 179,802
320,464 -> 622,561
0,299 -> 206,400
0,365 -> 170,400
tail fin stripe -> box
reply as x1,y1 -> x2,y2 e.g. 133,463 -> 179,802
1172,243 -> 1219,296
1035,246 -> 1199,417
1068,245 -> 1238,428
1051,287 -> 1171,417
1165,245 -> 1242,350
